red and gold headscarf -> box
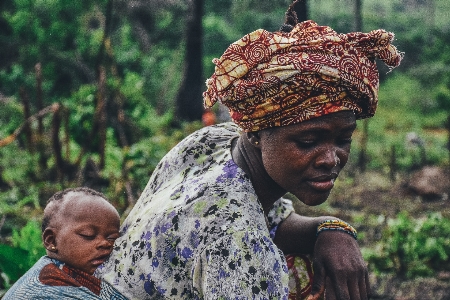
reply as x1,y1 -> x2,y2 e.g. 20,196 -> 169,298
203,20 -> 403,132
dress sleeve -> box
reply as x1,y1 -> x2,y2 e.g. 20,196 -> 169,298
192,231 -> 289,299
267,198 -> 294,240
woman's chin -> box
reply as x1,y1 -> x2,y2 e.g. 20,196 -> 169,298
296,191 -> 330,206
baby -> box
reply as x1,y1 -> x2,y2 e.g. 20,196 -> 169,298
3,187 -> 127,299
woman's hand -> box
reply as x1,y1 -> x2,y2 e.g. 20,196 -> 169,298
307,230 -> 370,300
273,213 -> 370,299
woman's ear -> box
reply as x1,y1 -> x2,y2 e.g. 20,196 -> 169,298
246,132 -> 261,148
42,228 -> 57,253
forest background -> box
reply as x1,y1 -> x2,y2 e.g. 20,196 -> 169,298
1,0 -> 450,298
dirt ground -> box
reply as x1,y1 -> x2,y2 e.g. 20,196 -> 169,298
291,166 -> 450,300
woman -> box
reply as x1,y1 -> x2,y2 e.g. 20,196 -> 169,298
98,4 -> 402,300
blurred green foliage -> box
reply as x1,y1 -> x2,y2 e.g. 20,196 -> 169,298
363,212 -> 450,279
0,221 -> 44,288
11,221 -> 45,272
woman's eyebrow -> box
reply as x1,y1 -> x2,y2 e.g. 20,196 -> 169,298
342,123 -> 357,132
297,124 -> 356,133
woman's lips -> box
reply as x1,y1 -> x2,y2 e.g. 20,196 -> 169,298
306,175 -> 337,191
306,179 -> 335,191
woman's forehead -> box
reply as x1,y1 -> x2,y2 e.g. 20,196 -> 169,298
264,111 -> 356,135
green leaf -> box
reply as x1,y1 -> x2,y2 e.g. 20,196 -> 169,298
0,244 -> 30,286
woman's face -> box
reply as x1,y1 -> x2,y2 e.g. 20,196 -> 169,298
258,111 -> 356,206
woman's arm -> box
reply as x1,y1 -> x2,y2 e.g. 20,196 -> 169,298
274,212 -> 370,300
273,213 -> 329,254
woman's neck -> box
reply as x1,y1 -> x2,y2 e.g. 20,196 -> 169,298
231,135 -> 286,214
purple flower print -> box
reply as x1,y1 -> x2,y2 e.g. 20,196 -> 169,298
141,231 -> 152,240
153,225 -> 160,236
144,280 -> 155,295
181,247 -> 193,260
218,268 -> 229,279
222,160 -> 238,177
190,231 -> 200,248
216,159 -> 239,182
252,240 -> 262,253
152,257 -> 159,268
161,222 -> 172,233
273,261 -> 279,272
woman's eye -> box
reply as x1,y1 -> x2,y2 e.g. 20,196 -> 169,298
338,137 -> 353,145
296,140 -> 316,148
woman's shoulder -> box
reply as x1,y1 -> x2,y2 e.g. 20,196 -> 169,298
177,122 -> 241,149
142,122 -> 240,192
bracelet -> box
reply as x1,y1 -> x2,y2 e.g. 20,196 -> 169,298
316,219 -> 357,240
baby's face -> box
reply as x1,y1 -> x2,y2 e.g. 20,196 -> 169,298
52,193 -> 120,275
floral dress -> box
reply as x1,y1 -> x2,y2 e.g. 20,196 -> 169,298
98,123 -> 296,299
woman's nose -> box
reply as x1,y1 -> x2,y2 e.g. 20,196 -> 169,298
314,147 -> 340,169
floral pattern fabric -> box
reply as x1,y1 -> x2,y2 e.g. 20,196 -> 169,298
98,123 -> 295,299
203,20 -> 403,132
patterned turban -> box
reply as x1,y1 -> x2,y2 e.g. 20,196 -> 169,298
203,20 -> 403,132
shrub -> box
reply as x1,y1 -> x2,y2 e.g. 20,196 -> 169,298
363,212 -> 450,279
0,220 -> 45,288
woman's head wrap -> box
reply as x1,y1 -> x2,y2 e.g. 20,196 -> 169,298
203,20 -> 403,132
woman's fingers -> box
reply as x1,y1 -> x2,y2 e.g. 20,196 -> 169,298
307,260 -> 326,300
359,269 -> 371,300
324,263 -> 370,300
311,231 -> 371,300
327,273 -> 350,300
307,271 -> 369,300
327,277 -> 341,300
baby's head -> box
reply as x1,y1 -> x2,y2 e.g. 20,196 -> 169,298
42,187 -> 120,275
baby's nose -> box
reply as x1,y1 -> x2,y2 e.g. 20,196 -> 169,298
98,238 -> 114,249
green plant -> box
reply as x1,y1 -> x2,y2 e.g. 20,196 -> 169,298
363,212 -> 450,279
0,220 -> 45,288
11,220 -> 45,266
0,244 -> 29,288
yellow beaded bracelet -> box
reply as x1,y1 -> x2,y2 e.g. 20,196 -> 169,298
316,219 -> 357,240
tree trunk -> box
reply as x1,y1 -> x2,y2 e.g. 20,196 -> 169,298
63,109 -> 70,161
51,105 -> 64,181
358,118 -> 369,173
97,66 -> 107,169
175,0 -> 204,122
113,94 -> 129,148
446,115 -> 450,164
19,87 -> 34,152
354,0 -> 362,31
293,0 -> 308,22
389,145 -> 397,182
35,63 -> 44,135
35,63 -> 47,169
354,0 -> 368,173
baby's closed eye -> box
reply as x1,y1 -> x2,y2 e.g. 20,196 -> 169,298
78,233 -> 96,240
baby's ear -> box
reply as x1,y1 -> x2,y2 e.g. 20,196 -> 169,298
42,228 -> 57,253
